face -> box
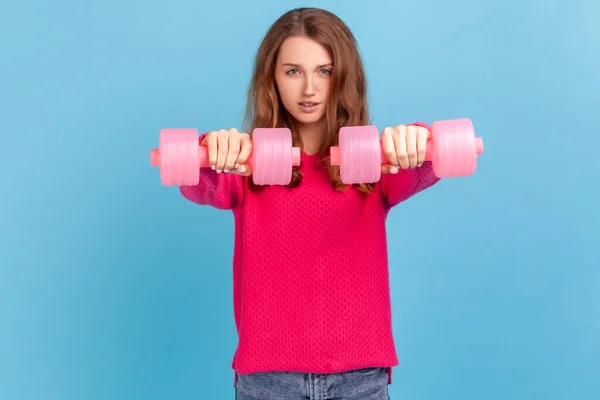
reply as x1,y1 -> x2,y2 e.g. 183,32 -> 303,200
274,35 -> 333,126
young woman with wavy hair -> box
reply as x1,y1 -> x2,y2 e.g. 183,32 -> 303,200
180,7 -> 440,399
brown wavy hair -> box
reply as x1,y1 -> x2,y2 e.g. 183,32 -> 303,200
242,7 -> 373,193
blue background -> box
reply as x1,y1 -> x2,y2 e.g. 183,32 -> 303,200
1,0 -> 598,399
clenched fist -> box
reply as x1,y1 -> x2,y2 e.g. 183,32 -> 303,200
381,124 -> 430,174
201,128 -> 253,175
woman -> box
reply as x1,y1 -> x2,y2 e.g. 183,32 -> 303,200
180,7 -> 440,399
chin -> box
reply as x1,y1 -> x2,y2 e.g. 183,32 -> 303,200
291,112 -> 326,125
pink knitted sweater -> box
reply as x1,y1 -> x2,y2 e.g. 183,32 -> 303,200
179,122 -> 440,385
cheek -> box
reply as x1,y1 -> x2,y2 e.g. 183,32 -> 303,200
320,80 -> 332,98
312,79 -> 330,104
278,82 -> 298,104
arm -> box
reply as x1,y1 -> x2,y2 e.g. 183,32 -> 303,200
380,122 -> 441,208
179,134 -> 245,210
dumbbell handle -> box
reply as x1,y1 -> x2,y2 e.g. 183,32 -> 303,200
329,137 -> 484,166
150,143 -> 302,168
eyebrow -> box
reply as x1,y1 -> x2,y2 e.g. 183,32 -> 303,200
282,63 -> 333,68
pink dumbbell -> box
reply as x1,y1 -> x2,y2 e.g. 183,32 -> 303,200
329,118 -> 484,184
150,128 -> 301,186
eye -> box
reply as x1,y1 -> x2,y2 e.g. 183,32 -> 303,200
320,68 -> 331,75
285,69 -> 298,75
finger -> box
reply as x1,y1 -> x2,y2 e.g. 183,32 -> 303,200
381,127 -> 398,166
216,130 -> 229,172
205,132 -> 218,170
406,125 -> 418,168
395,125 -> 409,169
224,133 -> 240,172
235,134 -> 253,175
416,126 -> 429,166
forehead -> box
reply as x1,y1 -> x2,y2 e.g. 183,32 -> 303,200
277,35 -> 332,65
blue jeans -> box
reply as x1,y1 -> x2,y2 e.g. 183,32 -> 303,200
234,367 -> 390,399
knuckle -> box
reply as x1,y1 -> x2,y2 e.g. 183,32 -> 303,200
385,150 -> 397,159
228,134 -> 239,143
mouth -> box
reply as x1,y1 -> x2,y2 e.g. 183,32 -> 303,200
298,101 -> 320,107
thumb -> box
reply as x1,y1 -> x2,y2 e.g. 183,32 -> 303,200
234,163 -> 253,176
381,164 -> 398,175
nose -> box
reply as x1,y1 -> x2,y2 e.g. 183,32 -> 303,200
303,75 -> 316,96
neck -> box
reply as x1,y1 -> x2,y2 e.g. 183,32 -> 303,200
298,120 -> 326,155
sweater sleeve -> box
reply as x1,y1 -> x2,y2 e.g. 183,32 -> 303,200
380,122 -> 441,208
179,134 -> 245,210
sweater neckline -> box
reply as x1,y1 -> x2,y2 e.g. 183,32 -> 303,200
301,151 -> 324,166
302,151 -> 319,158
301,149 -> 327,158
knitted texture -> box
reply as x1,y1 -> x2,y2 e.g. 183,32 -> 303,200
179,123 -> 440,385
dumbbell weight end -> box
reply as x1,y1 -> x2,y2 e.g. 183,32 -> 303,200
148,128 -> 206,186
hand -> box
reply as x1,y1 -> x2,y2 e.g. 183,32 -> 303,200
201,128 -> 253,175
381,124 -> 430,174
